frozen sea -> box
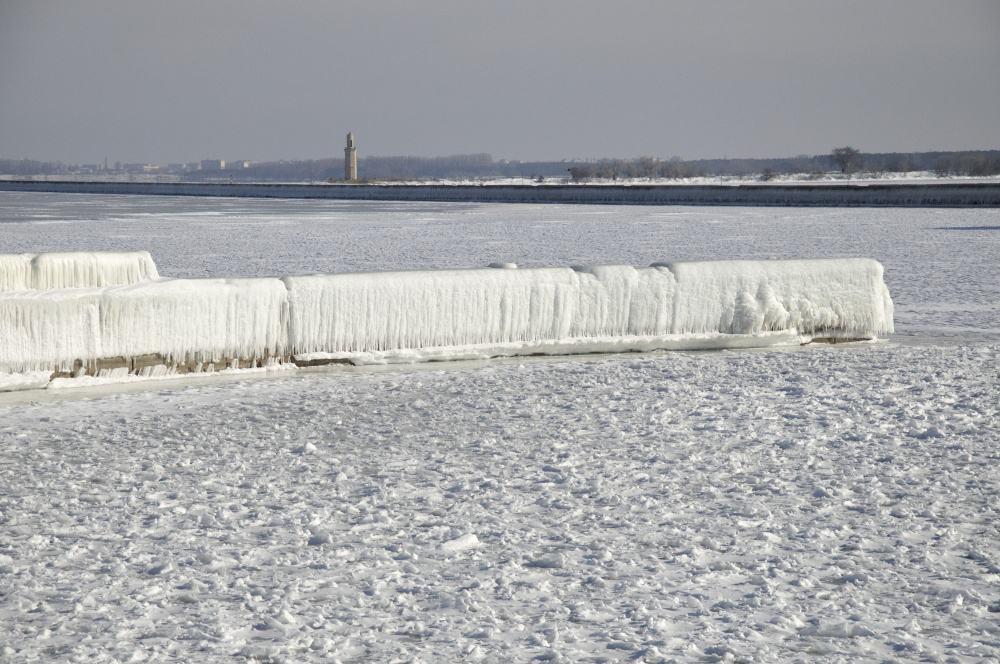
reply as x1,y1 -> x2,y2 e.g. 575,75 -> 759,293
0,193 -> 998,663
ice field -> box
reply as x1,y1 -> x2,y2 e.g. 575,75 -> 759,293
1,193 -> 999,663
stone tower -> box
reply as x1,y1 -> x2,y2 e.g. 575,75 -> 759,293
344,132 -> 357,180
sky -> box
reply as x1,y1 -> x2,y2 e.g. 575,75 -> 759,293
1,1 -> 998,165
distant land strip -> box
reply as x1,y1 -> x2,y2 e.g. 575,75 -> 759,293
2,180 -> 999,207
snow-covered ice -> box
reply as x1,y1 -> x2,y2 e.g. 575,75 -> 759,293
0,193 -> 998,663
2,345 -> 998,663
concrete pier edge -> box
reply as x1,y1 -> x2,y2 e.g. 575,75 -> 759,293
2,180 -> 1000,206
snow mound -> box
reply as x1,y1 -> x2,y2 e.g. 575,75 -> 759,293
0,251 -> 159,291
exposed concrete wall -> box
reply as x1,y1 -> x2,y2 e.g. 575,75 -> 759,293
2,180 -> 1000,206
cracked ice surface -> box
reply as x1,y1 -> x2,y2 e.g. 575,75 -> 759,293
0,194 -> 999,662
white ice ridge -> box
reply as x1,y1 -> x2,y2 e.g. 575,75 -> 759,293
0,278 -> 287,374
658,258 -> 895,336
0,256 -> 894,378
0,253 -> 34,292
282,265 -> 677,354
283,259 -> 893,359
0,251 -> 159,291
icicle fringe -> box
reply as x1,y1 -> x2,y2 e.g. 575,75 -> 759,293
0,254 -> 894,379
0,251 -> 159,291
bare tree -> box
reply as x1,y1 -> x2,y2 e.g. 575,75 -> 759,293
866,159 -> 888,179
637,156 -> 659,179
831,146 -> 861,176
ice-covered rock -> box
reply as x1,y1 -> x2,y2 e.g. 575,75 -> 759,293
0,253 -> 34,291
282,265 -> 678,356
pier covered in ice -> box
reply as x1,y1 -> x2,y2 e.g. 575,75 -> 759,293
0,251 -> 158,292
0,251 -> 893,387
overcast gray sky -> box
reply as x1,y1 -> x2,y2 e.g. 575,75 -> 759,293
1,1 -> 998,164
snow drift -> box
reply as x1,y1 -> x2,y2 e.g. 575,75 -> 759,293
0,251 -> 159,291
0,252 -> 894,385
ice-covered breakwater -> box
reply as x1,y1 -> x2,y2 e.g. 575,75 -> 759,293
0,251 -> 158,292
0,252 -> 893,388
2,179 -> 1000,206
282,259 -> 893,364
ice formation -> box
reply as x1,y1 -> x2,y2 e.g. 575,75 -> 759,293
0,251 -> 159,291
0,252 -> 894,383
283,260 -> 892,361
282,265 -> 678,356
0,278 -> 286,374
658,258 -> 895,337
0,253 -> 34,292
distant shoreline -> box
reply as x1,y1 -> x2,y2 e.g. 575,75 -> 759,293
2,180 -> 999,207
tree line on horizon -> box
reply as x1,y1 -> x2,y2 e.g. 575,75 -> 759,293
3,149 -> 999,181
567,149 -> 1000,181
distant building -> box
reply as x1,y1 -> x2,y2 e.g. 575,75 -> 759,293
345,133 -> 357,180
229,160 -> 251,169
201,159 -> 225,171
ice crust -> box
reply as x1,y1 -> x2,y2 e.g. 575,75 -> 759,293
0,254 -> 893,377
0,251 -> 159,291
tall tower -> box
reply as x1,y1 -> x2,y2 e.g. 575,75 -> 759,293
344,132 -> 357,180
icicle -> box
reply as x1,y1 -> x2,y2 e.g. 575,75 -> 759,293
0,258 -> 893,378
0,278 -> 286,374
29,251 -> 159,290
657,259 -> 894,337
0,253 -> 35,292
